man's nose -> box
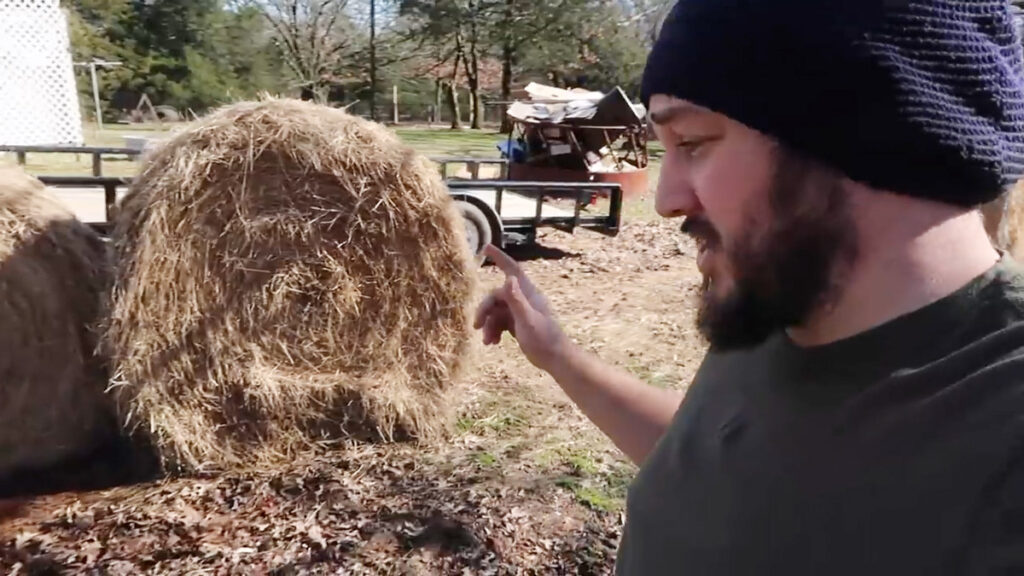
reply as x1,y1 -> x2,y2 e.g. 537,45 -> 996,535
655,161 -> 700,218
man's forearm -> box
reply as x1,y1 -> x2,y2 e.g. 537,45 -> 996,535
545,342 -> 685,465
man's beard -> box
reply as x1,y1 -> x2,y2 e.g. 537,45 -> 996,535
687,148 -> 859,351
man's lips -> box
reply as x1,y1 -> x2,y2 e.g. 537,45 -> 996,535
696,243 -> 712,275
682,218 -> 719,276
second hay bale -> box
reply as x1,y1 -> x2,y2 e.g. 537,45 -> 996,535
0,166 -> 117,480
104,99 -> 477,472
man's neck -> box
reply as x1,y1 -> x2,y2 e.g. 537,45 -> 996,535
788,196 -> 1000,348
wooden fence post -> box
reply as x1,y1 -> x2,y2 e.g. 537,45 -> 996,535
392,85 -> 399,124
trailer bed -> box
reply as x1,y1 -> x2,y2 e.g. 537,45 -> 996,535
31,172 -> 623,251
460,187 -> 573,220
48,186 -> 127,224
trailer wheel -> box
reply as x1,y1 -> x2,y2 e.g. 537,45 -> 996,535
456,200 -> 492,263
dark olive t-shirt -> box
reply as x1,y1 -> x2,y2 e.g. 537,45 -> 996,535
617,256 -> 1024,575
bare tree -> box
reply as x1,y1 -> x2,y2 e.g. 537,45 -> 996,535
238,0 -> 358,102
350,0 -> 435,119
491,0 -> 592,131
455,0 -> 491,128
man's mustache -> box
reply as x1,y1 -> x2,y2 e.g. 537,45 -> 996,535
681,216 -> 720,246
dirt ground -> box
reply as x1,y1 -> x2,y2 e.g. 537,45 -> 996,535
0,196 -> 705,574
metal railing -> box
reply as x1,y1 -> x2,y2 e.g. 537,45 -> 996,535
1,146 -> 507,180
16,150 -> 621,237
0,145 -> 142,177
430,156 -> 508,180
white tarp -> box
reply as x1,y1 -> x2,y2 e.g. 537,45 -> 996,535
507,83 -> 645,127
522,82 -> 604,102
506,100 -> 600,124
0,0 -> 84,145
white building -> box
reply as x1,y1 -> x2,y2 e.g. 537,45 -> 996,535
0,0 -> 84,145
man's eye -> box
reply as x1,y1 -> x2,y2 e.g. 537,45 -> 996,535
677,139 -> 709,157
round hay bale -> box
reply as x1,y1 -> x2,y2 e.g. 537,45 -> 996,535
0,166 -> 117,480
1005,180 -> 1024,259
104,98 -> 477,472
984,179 -> 1024,258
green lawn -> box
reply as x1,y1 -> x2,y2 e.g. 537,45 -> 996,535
1,123 -> 507,177
395,126 -> 507,157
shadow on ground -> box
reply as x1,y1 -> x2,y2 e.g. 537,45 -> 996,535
499,242 -> 580,263
0,434 -> 160,501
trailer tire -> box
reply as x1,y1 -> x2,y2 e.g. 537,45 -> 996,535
456,200 -> 492,263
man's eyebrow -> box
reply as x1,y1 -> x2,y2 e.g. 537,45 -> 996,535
648,103 -> 704,126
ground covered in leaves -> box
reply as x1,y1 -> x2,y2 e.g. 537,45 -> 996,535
0,200 -> 705,575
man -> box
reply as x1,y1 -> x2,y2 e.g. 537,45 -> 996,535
475,0 -> 1024,573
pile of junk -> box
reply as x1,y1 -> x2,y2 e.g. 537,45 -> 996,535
497,83 -> 650,198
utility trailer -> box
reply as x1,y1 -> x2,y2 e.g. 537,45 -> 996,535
32,174 -> 622,260
447,180 -> 621,253
431,156 -> 623,251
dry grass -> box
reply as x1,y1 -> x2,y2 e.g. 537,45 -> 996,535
982,180 -> 1024,260
102,98 -> 478,473
1003,180 -> 1024,259
0,166 -> 117,479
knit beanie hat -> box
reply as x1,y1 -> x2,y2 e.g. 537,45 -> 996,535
642,0 -> 1024,207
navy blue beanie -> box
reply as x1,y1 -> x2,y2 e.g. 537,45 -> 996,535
642,0 -> 1024,207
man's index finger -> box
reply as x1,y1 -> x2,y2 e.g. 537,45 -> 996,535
484,243 -> 521,277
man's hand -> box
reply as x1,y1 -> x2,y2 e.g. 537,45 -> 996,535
474,244 -> 568,371
473,244 -> 684,465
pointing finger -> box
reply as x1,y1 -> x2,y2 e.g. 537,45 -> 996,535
484,244 -> 522,278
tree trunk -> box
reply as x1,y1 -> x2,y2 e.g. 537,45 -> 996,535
499,0 -> 515,133
434,78 -> 443,123
449,33 -> 464,130
467,75 -> 481,129
463,55 -> 481,130
467,84 -> 481,129
369,0 -> 377,120
448,82 -> 462,130
466,3 -> 482,130
500,42 -> 513,133
312,82 -> 330,104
